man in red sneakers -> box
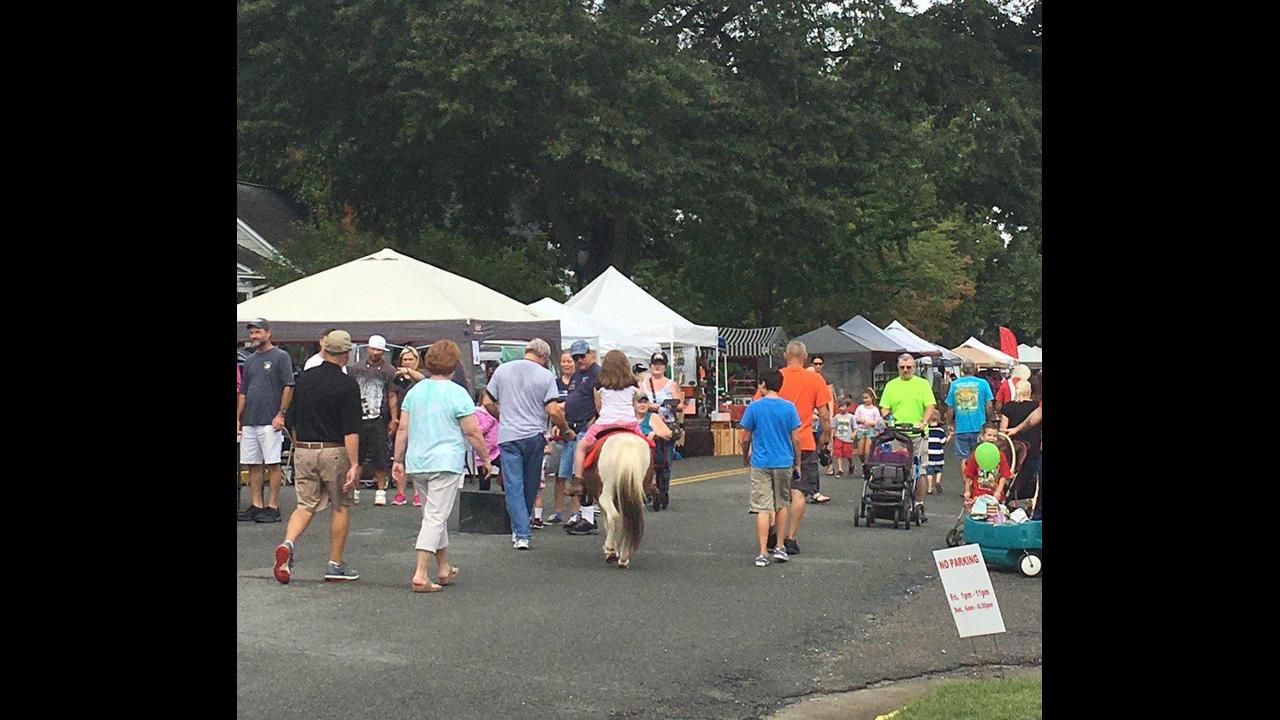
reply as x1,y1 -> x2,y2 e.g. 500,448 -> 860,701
273,330 -> 363,584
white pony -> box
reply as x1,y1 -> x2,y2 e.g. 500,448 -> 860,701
589,432 -> 652,568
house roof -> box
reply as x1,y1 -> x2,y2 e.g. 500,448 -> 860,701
237,181 -> 307,250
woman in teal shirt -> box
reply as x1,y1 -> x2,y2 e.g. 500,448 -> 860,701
635,392 -> 673,510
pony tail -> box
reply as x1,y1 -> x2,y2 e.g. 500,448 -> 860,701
615,436 -> 648,558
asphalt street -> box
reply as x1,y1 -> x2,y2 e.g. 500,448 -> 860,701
237,448 -> 1042,719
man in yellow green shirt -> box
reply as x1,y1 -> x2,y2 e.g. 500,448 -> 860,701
879,353 -> 938,517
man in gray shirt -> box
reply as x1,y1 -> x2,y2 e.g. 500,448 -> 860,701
237,319 -> 295,523
482,338 -> 572,549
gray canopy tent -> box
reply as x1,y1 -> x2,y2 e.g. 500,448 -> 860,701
789,325 -> 875,402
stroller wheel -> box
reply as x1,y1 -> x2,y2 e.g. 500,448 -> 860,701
1020,551 -> 1042,577
945,526 -> 962,547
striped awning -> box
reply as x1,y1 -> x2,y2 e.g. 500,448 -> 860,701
719,326 -> 786,357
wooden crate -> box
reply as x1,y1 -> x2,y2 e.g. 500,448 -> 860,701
712,423 -> 741,456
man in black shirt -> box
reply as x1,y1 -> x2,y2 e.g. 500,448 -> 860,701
273,330 -> 363,584
562,341 -> 601,535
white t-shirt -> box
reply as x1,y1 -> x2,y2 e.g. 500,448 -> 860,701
597,386 -> 638,425
304,353 -> 347,374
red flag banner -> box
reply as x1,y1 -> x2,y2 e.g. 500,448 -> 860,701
999,327 -> 1019,359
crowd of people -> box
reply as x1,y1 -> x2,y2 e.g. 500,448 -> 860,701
737,343 -> 1042,567
237,319 -> 1042,582
238,319 -> 698,587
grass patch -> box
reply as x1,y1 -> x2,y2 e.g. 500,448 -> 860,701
892,677 -> 1041,720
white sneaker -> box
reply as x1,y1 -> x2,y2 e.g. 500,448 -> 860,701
374,490 -> 387,506
514,538 -> 530,550
353,488 -> 360,505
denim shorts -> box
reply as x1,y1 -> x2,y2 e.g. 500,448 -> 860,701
926,463 -> 945,475
953,432 -> 980,461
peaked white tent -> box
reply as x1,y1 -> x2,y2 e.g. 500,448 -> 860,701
565,266 -> 718,347
1017,343 -> 1042,368
527,297 -> 660,363
955,336 -> 1017,367
235,248 -> 561,369
883,321 -> 963,365
566,265 -> 720,409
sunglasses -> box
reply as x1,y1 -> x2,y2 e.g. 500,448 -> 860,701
898,365 -> 913,370
813,362 -> 824,366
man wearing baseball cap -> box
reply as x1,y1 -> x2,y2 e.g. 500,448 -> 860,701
303,328 -> 348,375
238,319 -> 295,523
350,334 -> 399,506
273,330 -> 363,583
561,340 -> 602,535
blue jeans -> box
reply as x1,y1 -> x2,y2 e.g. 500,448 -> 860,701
500,434 -> 546,540
953,432 -> 980,462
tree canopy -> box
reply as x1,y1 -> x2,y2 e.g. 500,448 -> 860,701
239,0 -> 1041,347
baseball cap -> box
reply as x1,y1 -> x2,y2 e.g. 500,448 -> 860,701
368,334 -> 389,351
322,330 -> 353,353
569,340 -> 591,357
650,351 -> 668,365
632,363 -> 647,374
245,318 -> 270,330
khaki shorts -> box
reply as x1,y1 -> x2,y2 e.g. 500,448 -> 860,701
749,467 -> 792,514
293,447 -> 353,514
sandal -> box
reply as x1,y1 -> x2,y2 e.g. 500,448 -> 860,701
438,566 -> 460,586
812,493 -> 832,504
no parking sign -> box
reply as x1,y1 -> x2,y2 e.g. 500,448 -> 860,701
932,544 -> 1006,638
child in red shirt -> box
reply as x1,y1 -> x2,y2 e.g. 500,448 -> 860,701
963,426 -> 1011,504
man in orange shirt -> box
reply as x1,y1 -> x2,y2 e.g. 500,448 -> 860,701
756,340 -> 832,556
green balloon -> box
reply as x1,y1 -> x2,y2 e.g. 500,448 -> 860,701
975,442 -> 1001,471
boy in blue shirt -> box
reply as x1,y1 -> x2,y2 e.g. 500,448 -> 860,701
739,369 -> 801,567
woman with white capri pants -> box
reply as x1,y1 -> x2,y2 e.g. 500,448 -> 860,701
392,340 -> 494,593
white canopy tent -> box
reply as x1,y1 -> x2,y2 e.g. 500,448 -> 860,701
956,336 -> 1018,367
565,265 -> 720,409
527,297 -> 660,364
565,266 -> 718,346
1017,344 -> 1042,367
882,320 -> 963,365
235,248 -> 561,371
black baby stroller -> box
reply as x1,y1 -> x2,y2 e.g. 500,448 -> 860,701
854,425 -> 922,530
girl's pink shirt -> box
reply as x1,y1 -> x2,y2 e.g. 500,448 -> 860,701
474,406 -> 501,463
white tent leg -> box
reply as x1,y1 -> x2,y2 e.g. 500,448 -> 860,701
713,348 -> 719,414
